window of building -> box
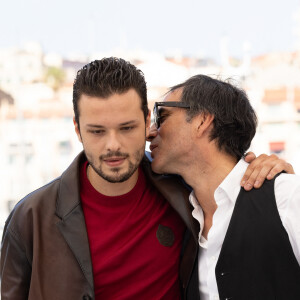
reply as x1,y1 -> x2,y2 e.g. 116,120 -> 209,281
269,141 -> 285,155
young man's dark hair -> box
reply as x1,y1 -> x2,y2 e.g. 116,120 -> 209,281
170,75 -> 257,161
73,57 -> 148,127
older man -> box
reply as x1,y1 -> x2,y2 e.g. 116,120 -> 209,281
148,74 -> 300,300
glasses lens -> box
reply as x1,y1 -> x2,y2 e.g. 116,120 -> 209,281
154,104 -> 160,128
153,101 -> 190,129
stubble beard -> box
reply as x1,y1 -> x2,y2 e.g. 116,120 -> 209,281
87,146 -> 145,183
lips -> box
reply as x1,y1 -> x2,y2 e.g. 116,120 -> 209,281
150,144 -> 158,158
150,144 -> 158,152
103,157 -> 126,167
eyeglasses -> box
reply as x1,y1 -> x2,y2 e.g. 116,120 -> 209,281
153,101 -> 191,129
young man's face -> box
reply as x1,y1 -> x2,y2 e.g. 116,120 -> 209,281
74,89 -> 150,183
150,89 -> 195,175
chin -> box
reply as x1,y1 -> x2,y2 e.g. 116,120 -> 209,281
150,160 -> 165,175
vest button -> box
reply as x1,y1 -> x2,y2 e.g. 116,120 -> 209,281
220,271 -> 229,276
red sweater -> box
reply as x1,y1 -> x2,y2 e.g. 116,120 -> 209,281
80,161 -> 185,299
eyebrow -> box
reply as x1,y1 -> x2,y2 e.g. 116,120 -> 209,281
119,120 -> 138,126
86,124 -> 105,129
86,120 -> 138,128
158,107 -> 171,115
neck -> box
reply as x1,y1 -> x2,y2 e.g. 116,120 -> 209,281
87,164 -> 139,196
181,149 -> 237,214
182,149 -> 237,239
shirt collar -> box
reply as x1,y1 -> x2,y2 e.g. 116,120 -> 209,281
189,190 -> 199,207
216,158 -> 248,204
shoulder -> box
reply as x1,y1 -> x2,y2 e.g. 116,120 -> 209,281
4,152 -> 85,237
4,177 -> 61,233
8,152 -> 85,218
0,176 -> 62,261
15,177 -> 61,211
142,151 -> 190,189
275,173 -> 300,186
275,173 -> 300,218
275,174 -> 300,199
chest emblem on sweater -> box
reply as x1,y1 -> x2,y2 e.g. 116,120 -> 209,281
156,224 -> 174,247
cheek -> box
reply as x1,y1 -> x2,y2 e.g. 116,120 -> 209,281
127,131 -> 146,146
162,129 -> 187,152
82,138 -> 105,154
160,127 -> 175,145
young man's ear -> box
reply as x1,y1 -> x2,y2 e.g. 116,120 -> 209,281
73,117 -> 82,143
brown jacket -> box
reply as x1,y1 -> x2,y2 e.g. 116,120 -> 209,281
1,152 -> 199,300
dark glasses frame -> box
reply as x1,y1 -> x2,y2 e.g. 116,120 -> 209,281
153,101 -> 191,128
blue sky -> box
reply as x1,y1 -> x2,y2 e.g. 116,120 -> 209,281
1,0 -> 300,61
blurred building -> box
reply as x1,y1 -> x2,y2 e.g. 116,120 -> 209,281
0,45 -> 300,227
0,42 -> 44,91
245,51 -> 300,172
0,82 -> 81,224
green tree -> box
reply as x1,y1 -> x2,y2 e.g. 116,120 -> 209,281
44,66 -> 66,92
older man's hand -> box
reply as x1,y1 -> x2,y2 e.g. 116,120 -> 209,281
241,152 -> 295,191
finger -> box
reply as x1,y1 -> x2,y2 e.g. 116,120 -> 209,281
243,167 -> 261,191
250,154 -> 278,185
254,154 -> 293,180
244,151 -> 256,163
251,165 -> 274,188
266,162 -> 295,179
245,153 -> 270,165
241,154 -> 276,190
241,154 -> 268,185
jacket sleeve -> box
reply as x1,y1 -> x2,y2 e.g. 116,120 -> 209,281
1,223 -> 31,300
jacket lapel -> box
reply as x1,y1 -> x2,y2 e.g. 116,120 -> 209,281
55,152 -> 94,290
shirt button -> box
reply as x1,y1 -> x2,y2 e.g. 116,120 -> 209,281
210,256 -> 217,262
213,295 -> 219,300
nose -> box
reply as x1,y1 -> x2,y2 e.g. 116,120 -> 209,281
146,123 -> 158,142
106,132 -> 121,152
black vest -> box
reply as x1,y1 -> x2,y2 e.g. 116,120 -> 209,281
215,175 -> 300,300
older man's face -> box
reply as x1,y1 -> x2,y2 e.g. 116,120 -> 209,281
149,89 -> 195,175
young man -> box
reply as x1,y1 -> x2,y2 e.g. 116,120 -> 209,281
0,58 -> 293,300
148,75 -> 300,300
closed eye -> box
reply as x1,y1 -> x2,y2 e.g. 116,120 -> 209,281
159,114 -> 169,125
88,129 -> 105,135
120,126 -> 135,131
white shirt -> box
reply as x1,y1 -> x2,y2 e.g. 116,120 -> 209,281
189,159 -> 300,300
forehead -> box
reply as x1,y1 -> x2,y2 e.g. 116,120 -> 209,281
163,88 -> 183,103
78,89 -> 144,124
79,89 -> 142,111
